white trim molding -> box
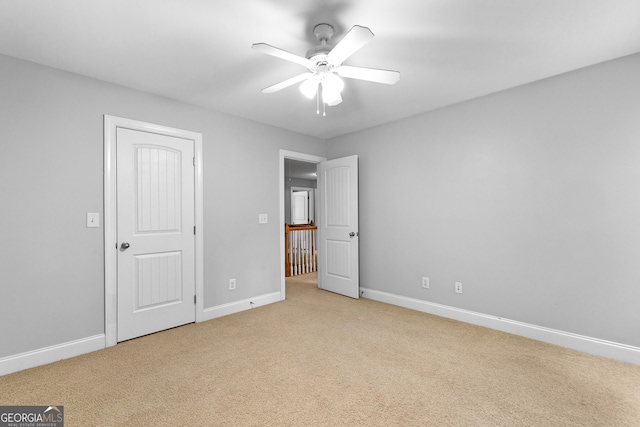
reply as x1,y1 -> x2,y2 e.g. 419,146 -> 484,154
0,335 -> 105,376
361,287 -> 640,365
104,115 -> 204,347
201,292 -> 281,321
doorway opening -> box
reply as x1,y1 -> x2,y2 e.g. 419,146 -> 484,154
279,150 -> 325,300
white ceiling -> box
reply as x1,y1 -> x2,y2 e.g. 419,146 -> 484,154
1,1 -> 639,139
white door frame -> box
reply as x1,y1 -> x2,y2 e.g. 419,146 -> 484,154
279,150 -> 326,300
104,115 -> 204,347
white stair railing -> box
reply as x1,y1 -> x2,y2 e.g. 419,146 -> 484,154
285,224 -> 317,277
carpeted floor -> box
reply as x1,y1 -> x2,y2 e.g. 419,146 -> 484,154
2,272 -> 639,426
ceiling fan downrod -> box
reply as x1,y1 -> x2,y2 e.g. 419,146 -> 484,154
306,24 -> 335,60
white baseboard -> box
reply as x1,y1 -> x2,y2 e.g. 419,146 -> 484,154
0,334 -> 106,376
201,291 -> 281,322
1,292 -> 282,376
5,289 -> 634,377
361,288 -> 640,365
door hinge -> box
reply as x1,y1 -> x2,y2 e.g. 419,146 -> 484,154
194,226 -> 196,235
194,295 -> 197,304
193,157 -> 195,167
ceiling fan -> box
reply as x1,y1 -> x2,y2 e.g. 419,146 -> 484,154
252,24 -> 400,115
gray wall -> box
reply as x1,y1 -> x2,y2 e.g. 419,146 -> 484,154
0,54 -> 326,358
327,53 -> 640,347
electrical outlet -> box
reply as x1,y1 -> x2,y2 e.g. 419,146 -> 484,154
422,277 -> 430,289
229,279 -> 236,290
455,282 -> 463,294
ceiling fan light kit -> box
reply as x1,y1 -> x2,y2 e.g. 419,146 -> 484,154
252,23 -> 400,116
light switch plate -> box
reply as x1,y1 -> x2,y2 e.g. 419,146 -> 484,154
87,213 -> 100,228
259,213 -> 268,224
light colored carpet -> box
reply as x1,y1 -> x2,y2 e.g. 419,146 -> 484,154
2,272 -> 639,426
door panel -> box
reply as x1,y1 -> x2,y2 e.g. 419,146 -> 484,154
318,155 -> 359,298
136,146 -> 181,232
135,252 -> 182,309
326,240 -> 351,278
325,166 -> 350,226
117,128 -> 195,342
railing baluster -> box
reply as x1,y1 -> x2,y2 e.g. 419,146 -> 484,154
288,228 -> 293,277
304,231 -> 307,274
293,230 -> 297,276
312,228 -> 316,272
308,229 -> 312,273
302,229 -> 307,274
295,231 -> 300,276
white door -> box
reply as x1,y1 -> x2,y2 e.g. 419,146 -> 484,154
116,127 -> 196,341
292,190 -> 309,224
317,155 -> 359,299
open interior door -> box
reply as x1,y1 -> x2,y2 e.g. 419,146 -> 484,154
317,155 -> 359,298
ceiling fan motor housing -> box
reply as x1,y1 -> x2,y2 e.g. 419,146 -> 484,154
306,45 -> 334,61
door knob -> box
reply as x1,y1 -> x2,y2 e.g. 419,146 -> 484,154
349,232 -> 358,238
120,242 -> 130,250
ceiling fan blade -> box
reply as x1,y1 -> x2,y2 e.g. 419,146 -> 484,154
262,73 -> 313,94
327,25 -> 374,65
337,65 -> 400,85
252,43 -> 311,67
